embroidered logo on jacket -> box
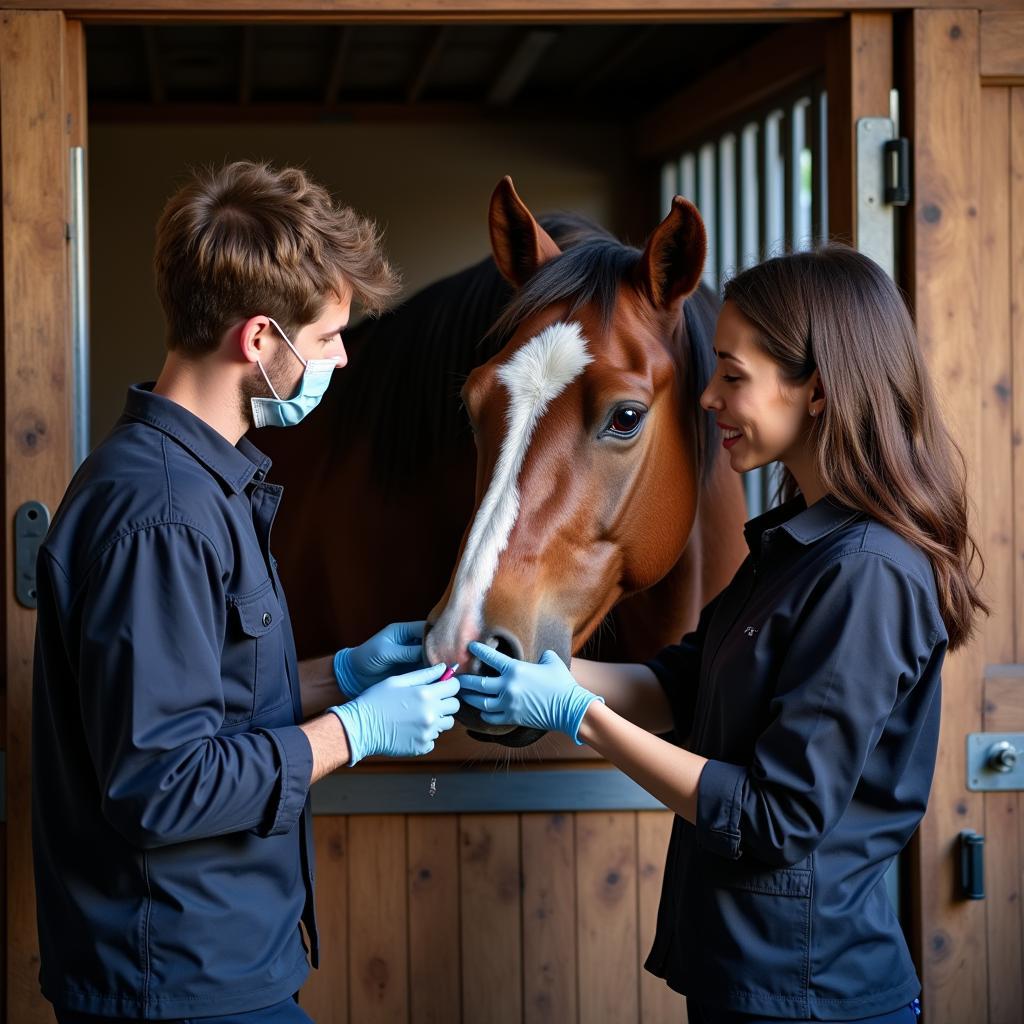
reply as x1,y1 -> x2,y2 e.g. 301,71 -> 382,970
743,625 -> 759,637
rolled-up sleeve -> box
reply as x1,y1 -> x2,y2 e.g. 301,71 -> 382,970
74,523 -> 313,849
696,553 -> 941,866
646,591 -> 725,741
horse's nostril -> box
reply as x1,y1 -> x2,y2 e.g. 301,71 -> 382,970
489,630 -> 523,662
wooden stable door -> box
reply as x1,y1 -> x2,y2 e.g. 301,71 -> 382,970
0,11 -> 84,1024
906,10 -> 1024,1024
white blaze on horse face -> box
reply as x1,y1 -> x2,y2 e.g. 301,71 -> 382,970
434,320 -> 593,653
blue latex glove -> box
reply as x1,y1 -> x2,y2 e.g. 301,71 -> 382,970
458,642 -> 604,744
334,620 -> 426,699
330,663 -> 460,766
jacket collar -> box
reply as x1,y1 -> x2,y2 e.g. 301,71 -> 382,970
744,493 -> 862,558
122,383 -> 271,495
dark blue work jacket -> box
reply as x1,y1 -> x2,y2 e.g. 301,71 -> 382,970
32,384 -> 317,1019
646,495 -> 946,1020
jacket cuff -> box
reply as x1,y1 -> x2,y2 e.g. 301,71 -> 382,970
259,725 -> 313,836
696,758 -> 744,860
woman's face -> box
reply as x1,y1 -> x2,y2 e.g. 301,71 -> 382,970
700,300 -> 819,476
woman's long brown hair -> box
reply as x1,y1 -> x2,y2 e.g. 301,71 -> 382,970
724,244 -> 987,650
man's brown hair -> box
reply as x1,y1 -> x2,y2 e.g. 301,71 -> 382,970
154,161 -> 400,353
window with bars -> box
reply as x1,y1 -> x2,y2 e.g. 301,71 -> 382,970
661,82 -> 828,518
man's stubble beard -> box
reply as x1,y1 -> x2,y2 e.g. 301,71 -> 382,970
240,342 -> 296,427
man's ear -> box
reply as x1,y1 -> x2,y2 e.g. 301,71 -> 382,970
238,315 -> 271,364
489,176 -> 562,288
637,196 -> 707,310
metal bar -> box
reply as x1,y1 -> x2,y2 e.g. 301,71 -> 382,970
310,767 -> 667,816
780,105 -> 794,251
717,132 -> 737,288
69,146 -> 90,469
660,160 -> 677,217
697,141 -> 717,293
810,85 -> 828,244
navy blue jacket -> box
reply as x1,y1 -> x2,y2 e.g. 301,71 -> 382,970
32,384 -> 317,1018
646,496 -> 945,1019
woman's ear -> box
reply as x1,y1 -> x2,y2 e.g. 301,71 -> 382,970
809,371 -> 826,416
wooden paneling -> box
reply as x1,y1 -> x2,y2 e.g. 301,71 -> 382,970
1012,89 -> 1024,668
576,812 -> 638,1024
981,13 -> 1024,83
302,817 -> 349,1023
301,809 -> 683,1022
459,814 -> 521,1024
825,13 -> 893,244
907,11 -> 986,1023
637,811 -> 683,1024
0,11 -> 77,1023
977,85 -> 1021,1024
408,816 -> 460,1024
348,816 -> 408,1023
521,813 -> 577,1022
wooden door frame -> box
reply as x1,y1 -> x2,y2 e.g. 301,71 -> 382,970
14,4 -> 999,1023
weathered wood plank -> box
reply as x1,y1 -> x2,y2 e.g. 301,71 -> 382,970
1,12 -> 75,1023
825,13 -> 893,245
637,811 -> 683,1024
301,817 -> 349,1023
459,814 -> 521,1024
408,815 -> 461,1024
1,0 -> 1022,19
980,13 -> 1024,82
348,816 -> 408,1023
576,812 -> 638,1024
521,813 -> 577,1023
908,12 -> 986,1024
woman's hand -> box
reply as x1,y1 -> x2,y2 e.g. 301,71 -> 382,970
458,641 -> 604,743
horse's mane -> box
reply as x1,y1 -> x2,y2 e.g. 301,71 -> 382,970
329,212 -> 719,487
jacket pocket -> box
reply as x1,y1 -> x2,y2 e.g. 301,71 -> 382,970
223,581 -> 289,725
695,857 -> 812,1005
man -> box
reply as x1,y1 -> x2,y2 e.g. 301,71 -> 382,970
31,161 -> 460,1023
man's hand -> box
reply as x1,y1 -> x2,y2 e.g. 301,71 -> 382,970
333,620 -> 425,698
458,642 -> 604,744
330,663 -> 459,765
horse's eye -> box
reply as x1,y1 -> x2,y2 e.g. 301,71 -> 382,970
604,405 -> 646,438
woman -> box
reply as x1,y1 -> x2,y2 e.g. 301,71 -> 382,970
459,245 -> 986,1023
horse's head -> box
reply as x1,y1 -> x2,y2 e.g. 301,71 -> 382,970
426,177 -> 710,743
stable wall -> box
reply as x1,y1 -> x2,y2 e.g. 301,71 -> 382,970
87,118 -> 628,445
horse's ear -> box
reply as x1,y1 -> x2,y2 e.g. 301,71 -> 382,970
638,196 -> 707,309
489,176 -> 562,288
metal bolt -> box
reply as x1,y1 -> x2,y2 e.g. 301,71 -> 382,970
986,740 -> 1017,773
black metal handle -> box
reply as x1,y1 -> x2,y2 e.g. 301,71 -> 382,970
884,138 -> 911,206
959,830 -> 985,900
15,500 -> 50,609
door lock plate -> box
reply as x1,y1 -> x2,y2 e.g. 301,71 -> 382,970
967,733 -> 1024,791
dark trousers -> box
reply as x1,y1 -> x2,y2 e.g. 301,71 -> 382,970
54,994 -> 314,1024
685,999 -> 920,1024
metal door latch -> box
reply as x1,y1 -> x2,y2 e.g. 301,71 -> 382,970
967,733 -> 1024,791
959,830 -> 985,900
15,500 -> 51,609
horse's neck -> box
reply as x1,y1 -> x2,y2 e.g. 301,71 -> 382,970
609,444 -> 748,659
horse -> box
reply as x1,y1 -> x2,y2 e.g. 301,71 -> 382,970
254,178 -> 748,746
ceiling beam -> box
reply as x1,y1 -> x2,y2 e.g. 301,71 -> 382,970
487,28 -> 558,105
141,26 -> 164,103
324,25 -> 352,105
406,25 -> 449,104
634,21 -> 828,160
573,26 -> 655,99
239,25 -> 255,104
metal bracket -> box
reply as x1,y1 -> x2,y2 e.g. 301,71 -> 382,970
15,501 -> 51,609
855,117 -> 897,276
967,732 -> 1024,791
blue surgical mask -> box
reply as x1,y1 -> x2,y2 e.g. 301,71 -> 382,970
250,317 -> 340,429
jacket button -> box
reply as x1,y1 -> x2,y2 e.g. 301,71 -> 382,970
262,611 -> 273,627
